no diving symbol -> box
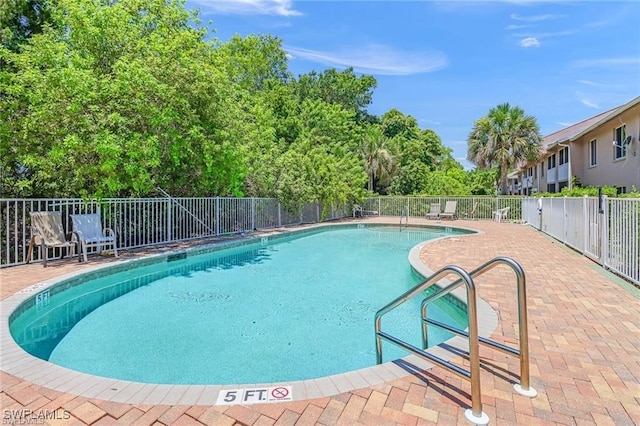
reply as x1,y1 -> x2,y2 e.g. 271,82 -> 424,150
271,387 -> 289,399
217,386 -> 292,405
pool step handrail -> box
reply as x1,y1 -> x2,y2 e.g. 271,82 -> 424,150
375,265 -> 488,425
374,256 -> 537,425
420,256 -> 537,398
399,206 -> 409,231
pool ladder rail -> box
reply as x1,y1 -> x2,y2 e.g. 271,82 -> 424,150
374,256 -> 537,425
399,206 -> 409,231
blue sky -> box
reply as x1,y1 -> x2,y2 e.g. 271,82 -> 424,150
185,0 -> 640,169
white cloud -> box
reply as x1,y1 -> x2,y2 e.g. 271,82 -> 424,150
285,45 -> 448,76
514,30 -> 573,48
419,119 -> 441,125
510,13 -> 563,22
581,99 -> 599,109
188,0 -> 301,16
578,80 -> 625,90
572,57 -> 640,68
505,24 -> 532,30
556,121 -> 575,127
520,37 -> 540,48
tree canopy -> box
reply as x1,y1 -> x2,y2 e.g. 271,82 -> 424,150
467,103 -> 543,195
1,0 -> 500,207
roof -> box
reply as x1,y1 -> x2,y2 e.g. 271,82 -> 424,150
515,96 -> 640,173
544,96 -> 640,150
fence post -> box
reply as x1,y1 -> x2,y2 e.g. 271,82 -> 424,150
166,199 -> 172,242
563,196 -> 567,244
601,195 -> 608,267
251,198 -> 255,232
215,197 -> 220,236
583,196 -> 588,255
277,202 -> 282,227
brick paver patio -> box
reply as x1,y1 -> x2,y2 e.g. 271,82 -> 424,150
1,218 -> 639,425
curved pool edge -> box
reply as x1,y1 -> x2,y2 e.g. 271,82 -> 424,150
0,222 -> 498,405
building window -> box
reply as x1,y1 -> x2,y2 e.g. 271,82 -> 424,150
558,147 -> 568,165
534,166 -> 537,179
616,186 -> 627,195
614,125 -> 627,160
589,139 -> 597,166
547,183 -> 556,193
547,154 -> 556,169
558,181 -> 568,191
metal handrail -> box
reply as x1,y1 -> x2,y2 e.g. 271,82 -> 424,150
156,187 -> 215,235
399,206 -> 409,231
374,265 -> 488,424
420,256 -> 537,397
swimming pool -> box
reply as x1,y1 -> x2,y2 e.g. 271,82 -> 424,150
9,224 -> 473,385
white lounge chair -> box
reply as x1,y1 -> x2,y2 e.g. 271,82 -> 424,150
27,211 -> 78,267
493,207 -> 510,222
70,213 -> 118,262
440,201 -> 458,220
425,203 -> 441,220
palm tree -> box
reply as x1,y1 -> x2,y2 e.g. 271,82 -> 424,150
467,103 -> 543,195
359,126 -> 394,192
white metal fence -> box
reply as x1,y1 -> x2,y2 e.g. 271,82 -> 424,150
0,197 -> 347,267
523,196 -> 640,285
2,195 -> 638,286
361,196 -> 524,221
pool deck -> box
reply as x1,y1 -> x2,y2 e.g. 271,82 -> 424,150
1,218 -> 639,425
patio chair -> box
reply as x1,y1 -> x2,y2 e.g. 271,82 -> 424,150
439,201 -> 458,220
70,213 -> 118,262
425,203 -> 441,220
26,211 -> 79,267
462,201 -> 479,220
493,207 -> 510,223
353,204 -> 364,218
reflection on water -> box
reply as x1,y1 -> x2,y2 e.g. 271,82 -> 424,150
11,246 -> 271,359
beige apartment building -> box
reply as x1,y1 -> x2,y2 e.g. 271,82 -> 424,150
512,96 -> 640,195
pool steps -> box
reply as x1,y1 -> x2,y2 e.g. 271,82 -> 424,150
375,256 -> 537,425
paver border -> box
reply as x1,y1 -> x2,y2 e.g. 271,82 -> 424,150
1,223 -> 497,405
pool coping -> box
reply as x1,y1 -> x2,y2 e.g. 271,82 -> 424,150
0,223 -> 498,406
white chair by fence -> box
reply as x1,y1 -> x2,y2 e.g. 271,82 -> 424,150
70,214 -> 118,262
425,203 -> 441,220
439,201 -> 458,220
493,207 -> 510,222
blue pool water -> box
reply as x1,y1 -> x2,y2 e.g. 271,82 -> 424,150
10,225 -> 470,384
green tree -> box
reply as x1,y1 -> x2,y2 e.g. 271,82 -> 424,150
295,68 -> 376,122
422,169 -> 470,196
1,0 -> 253,197
0,0 -> 54,51
467,103 -> 542,195
467,168 -> 498,195
358,125 -> 394,192
389,160 -> 429,195
218,34 -> 291,93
